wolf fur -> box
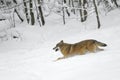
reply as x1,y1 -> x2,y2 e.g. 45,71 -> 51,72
53,39 -> 107,61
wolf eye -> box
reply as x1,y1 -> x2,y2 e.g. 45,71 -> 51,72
55,48 -> 59,51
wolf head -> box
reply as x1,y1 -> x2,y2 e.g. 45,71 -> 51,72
53,40 -> 64,52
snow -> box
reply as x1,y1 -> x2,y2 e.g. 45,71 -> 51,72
0,9 -> 120,80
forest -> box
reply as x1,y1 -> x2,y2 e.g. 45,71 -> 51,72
0,0 -> 119,28
0,0 -> 120,80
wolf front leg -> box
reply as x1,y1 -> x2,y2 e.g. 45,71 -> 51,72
57,57 -> 65,60
96,46 -> 104,52
54,56 -> 67,61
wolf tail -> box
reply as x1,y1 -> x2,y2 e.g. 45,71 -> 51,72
95,41 -> 107,47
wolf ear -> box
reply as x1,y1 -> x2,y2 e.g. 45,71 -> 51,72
60,40 -> 64,43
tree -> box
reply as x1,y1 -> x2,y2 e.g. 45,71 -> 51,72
112,0 -> 119,7
62,0 -> 66,24
93,0 -> 101,29
37,0 -> 45,25
29,0 -> 35,25
78,0 -> 88,22
23,0 -> 29,23
71,0 -> 75,14
13,0 -> 24,22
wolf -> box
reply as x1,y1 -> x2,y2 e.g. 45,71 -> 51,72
53,39 -> 107,61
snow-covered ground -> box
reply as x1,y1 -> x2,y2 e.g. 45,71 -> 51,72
0,9 -> 120,80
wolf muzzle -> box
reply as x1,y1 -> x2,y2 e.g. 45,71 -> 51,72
53,47 -> 59,52
102,43 -> 107,47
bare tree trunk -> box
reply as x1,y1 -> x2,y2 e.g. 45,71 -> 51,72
23,0 -> 29,23
78,0 -> 88,22
112,0 -> 119,7
62,7 -> 65,24
33,0 -> 41,27
63,0 -> 70,16
71,0 -> 75,14
13,0 -> 24,22
29,0 -> 35,25
93,0 -> 101,29
62,0 -> 66,24
37,0 -> 45,25
14,9 -> 24,22
13,0 -> 17,4
69,0 -> 71,6
83,0 -> 87,21
78,0 -> 84,22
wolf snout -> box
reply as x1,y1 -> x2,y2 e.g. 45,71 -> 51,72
53,47 -> 59,52
102,43 -> 107,47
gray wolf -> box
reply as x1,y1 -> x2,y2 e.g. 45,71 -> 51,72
53,39 -> 107,61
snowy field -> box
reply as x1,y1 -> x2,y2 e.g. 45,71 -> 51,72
0,9 -> 120,80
